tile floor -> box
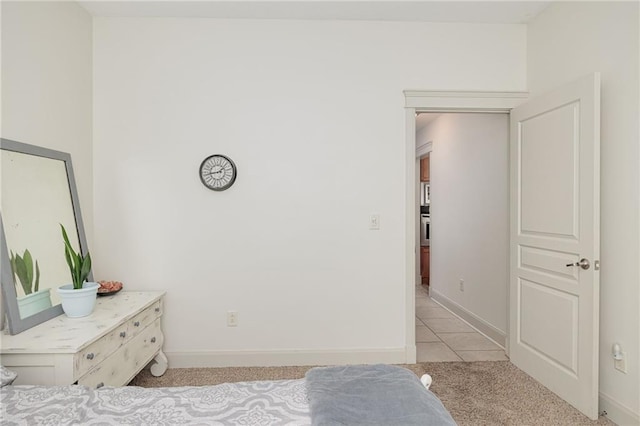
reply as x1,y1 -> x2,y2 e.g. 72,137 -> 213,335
416,285 -> 508,362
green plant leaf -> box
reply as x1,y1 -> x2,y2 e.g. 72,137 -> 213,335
14,254 -> 31,295
35,261 -> 40,292
60,224 -> 92,289
74,252 -> 82,288
9,250 -> 40,294
74,254 -> 82,289
23,250 -> 34,289
62,223 -> 82,288
61,224 -> 77,262
61,223 -> 72,247
80,252 -> 92,286
64,245 -> 73,273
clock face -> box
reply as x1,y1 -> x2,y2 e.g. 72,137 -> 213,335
199,155 -> 237,191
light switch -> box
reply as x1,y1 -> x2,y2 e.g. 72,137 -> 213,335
369,214 -> 380,230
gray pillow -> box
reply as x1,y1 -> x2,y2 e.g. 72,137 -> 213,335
306,364 -> 456,426
0,365 -> 17,387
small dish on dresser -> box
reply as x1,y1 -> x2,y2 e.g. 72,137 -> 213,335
97,288 -> 122,297
97,281 -> 123,297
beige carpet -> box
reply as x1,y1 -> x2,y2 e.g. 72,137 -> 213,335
131,361 -> 612,425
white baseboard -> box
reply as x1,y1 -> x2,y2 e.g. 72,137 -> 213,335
599,392 -> 640,425
166,348 -> 408,368
429,289 -> 507,348
405,344 -> 417,364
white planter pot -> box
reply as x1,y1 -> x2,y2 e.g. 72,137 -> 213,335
17,288 -> 53,318
57,282 -> 99,318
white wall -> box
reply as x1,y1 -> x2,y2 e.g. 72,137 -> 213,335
1,1 -> 93,244
528,2 -> 639,423
421,113 -> 509,341
93,18 -> 526,366
415,120 -> 431,149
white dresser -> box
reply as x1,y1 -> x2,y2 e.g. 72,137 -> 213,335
0,291 -> 168,387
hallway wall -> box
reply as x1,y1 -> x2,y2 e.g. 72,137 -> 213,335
420,113 -> 509,344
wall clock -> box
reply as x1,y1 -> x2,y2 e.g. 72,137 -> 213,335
199,154 -> 237,191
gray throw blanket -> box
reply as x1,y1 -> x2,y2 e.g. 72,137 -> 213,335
305,364 -> 457,425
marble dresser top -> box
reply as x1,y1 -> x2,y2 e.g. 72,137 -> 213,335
0,291 -> 165,354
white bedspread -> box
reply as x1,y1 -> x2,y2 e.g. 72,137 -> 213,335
1,379 -> 311,425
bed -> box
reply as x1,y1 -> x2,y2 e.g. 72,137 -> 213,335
1,364 -> 456,425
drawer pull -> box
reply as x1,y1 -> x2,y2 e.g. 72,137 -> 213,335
155,307 -> 160,313
151,337 -> 156,343
120,331 -> 127,338
97,382 -> 104,389
86,353 -> 95,360
134,321 -> 140,327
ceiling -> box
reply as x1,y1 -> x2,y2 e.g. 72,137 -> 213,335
78,1 -> 550,23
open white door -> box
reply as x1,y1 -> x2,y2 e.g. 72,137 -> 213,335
509,73 -> 600,419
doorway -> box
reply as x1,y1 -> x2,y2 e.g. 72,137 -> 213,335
413,112 -> 509,362
403,91 -> 526,366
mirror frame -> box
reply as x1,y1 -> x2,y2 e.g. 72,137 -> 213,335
1,138 -> 92,334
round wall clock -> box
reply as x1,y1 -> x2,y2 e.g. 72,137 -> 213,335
199,154 -> 237,191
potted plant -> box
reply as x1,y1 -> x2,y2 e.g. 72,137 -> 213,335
56,224 -> 99,317
9,249 -> 52,318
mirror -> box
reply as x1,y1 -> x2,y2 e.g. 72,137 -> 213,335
1,138 -> 92,334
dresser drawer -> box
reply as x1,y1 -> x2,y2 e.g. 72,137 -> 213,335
78,318 -> 163,388
128,300 -> 162,338
75,321 -> 129,378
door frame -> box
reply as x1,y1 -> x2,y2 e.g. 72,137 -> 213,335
403,90 -> 528,363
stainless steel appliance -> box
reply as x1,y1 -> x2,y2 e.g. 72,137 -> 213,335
420,182 -> 430,206
420,213 -> 430,246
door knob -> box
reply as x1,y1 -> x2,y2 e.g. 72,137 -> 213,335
566,258 -> 590,270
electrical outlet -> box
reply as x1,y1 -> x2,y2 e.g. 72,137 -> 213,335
369,214 -> 380,230
227,311 -> 238,327
459,279 -> 464,292
614,352 -> 627,373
